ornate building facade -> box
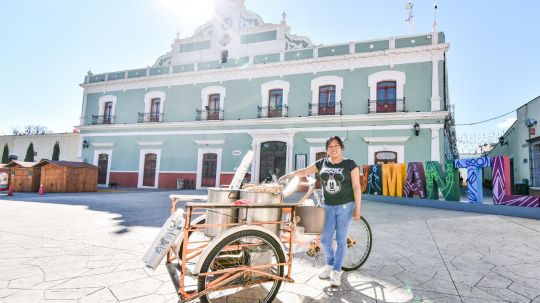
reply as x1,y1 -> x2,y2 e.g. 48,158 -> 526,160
77,0 -> 457,189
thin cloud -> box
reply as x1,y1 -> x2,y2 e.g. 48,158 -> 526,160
496,117 -> 517,129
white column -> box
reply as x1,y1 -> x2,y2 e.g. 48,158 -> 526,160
430,126 -> 443,161
431,53 -> 442,111
250,141 -> 259,184
286,142 -> 294,173
77,136 -> 84,161
79,91 -> 88,126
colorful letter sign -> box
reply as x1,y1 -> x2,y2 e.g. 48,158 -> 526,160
425,160 -> 460,201
403,162 -> 426,198
454,157 -> 491,203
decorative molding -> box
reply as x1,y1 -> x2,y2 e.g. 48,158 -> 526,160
137,149 -> 161,188
137,141 -> 164,146
201,86 -> 226,110
260,80 -> 290,109
98,95 -> 117,117
310,76 -> 344,109
196,147 -> 222,189
368,145 -> 405,164
144,91 -> 166,113
305,137 -> 347,144
362,136 -> 410,143
81,122 -> 446,137
194,140 -> 226,145
78,111 -> 449,132
91,142 -> 115,147
368,70 -> 406,100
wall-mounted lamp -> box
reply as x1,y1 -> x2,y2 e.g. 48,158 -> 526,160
82,139 -> 89,149
413,122 -> 420,136
498,136 -> 508,146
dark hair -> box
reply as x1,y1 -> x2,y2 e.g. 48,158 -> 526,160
325,136 -> 344,150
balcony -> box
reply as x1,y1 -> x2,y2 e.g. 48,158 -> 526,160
138,112 -> 164,123
196,108 -> 224,121
368,98 -> 406,113
91,115 -> 115,125
308,101 -> 342,116
257,105 -> 288,118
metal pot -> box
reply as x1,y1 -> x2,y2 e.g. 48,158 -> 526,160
238,190 -> 283,236
205,188 -> 239,237
295,206 -> 326,234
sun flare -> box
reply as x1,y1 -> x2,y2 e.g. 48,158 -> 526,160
156,0 -> 214,20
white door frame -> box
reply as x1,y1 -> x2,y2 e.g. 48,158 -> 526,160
196,148 -> 222,189
93,150 -> 112,187
248,131 -> 296,184
367,145 -> 405,164
138,149 -> 161,189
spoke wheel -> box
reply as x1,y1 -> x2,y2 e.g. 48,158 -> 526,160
198,229 -> 285,303
342,216 -> 372,271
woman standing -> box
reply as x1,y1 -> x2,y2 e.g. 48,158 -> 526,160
279,136 -> 361,287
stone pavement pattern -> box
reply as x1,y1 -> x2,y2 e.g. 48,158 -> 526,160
0,191 -> 539,302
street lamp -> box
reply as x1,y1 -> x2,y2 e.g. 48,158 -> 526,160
414,122 -> 420,136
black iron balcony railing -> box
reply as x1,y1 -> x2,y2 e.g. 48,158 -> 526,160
91,115 -> 115,125
257,105 -> 288,118
138,112 -> 164,123
308,101 -> 342,116
368,98 -> 406,113
196,108 -> 224,121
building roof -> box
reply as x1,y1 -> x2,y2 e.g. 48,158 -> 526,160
6,160 -> 38,168
35,160 -> 98,169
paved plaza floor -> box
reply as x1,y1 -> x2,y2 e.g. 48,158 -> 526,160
0,190 -> 539,302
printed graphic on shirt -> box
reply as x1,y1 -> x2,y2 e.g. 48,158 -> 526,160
320,163 -> 345,194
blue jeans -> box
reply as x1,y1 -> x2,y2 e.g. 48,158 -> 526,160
321,202 -> 354,272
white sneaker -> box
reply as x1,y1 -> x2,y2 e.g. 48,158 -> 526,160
330,270 -> 342,287
318,265 -> 333,279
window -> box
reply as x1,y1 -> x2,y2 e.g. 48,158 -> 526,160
150,98 -> 161,122
319,85 -> 336,115
103,102 -> 113,124
207,94 -> 221,120
376,81 -> 397,113
374,151 -> 398,164
268,89 -> 283,117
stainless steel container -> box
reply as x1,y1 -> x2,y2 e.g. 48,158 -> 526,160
295,206 -> 326,234
238,190 -> 283,235
205,188 -> 239,237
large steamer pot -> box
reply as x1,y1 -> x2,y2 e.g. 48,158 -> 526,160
238,190 -> 283,236
205,188 -> 239,237
295,206 -> 326,234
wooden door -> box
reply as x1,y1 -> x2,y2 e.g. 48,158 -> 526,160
201,153 -> 217,187
259,142 -> 286,183
143,153 -> 157,187
376,81 -> 397,113
97,154 -> 109,185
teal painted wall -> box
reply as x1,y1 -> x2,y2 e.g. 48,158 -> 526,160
253,53 -> 280,64
84,61 -> 434,124
173,64 -> 194,73
284,49 -> 313,61
180,40 -> 211,52
127,69 -> 147,78
318,44 -> 349,57
355,40 -> 389,53
241,31 -> 277,44
396,35 -> 431,48
107,72 -> 125,81
149,67 -> 169,76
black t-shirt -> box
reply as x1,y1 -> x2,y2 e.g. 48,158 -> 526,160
315,157 -> 358,205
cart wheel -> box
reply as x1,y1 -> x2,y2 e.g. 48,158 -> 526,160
342,216 -> 372,271
198,229 -> 285,303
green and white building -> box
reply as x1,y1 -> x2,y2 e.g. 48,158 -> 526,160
77,0 -> 457,189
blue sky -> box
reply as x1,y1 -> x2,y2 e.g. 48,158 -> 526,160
1,0 -> 539,150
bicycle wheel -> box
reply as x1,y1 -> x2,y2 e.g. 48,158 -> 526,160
198,229 -> 285,303
342,216 -> 372,271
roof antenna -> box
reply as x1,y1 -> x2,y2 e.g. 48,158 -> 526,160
432,3 -> 438,32
405,2 -> 415,33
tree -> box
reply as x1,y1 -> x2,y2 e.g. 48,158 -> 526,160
24,143 -> 35,162
12,125 -> 51,136
52,141 -> 60,161
1,144 -> 8,164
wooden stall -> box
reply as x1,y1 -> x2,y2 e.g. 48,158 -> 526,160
6,161 -> 40,192
35,160 -> 98,193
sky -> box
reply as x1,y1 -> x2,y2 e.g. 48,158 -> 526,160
1,0 -> 539,152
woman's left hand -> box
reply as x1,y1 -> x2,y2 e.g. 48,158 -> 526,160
353,207 -> 361,220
